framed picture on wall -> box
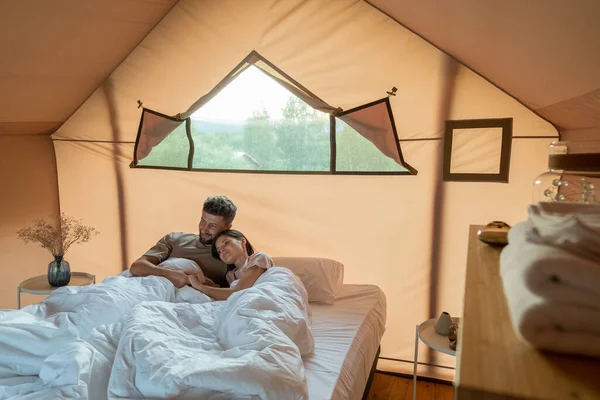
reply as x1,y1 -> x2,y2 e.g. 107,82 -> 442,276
443,118 -> 513,183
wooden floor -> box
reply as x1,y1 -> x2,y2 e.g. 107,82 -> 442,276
366,373 -> 454,400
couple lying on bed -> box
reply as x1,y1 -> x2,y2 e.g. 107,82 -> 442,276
129,194 -> 272,300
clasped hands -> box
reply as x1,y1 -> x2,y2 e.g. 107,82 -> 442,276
165,269 -> 218,289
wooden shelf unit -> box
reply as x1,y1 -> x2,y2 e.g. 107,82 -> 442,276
454,225 -> 600,400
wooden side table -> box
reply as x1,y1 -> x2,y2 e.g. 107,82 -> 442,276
413,317 -> 459,400
17,272 -> 96,309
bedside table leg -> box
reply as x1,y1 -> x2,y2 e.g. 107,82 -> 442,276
17,288 -> 20,310
413,324 -> 418,400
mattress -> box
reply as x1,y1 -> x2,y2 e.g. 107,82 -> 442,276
304,284 -> 387,400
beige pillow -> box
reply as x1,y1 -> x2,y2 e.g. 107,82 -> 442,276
272,257 -> 344,304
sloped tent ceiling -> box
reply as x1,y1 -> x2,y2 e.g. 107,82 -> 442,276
49,0 -> 558,380
0,0 -> 178,135
369,0 -> 600,141
0,0 -> 176,309
53,0 -> 556,142
1,1 -> 598,139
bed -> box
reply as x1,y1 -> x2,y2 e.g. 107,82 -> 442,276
305,284 -> 386,400
0,257 -> 386,399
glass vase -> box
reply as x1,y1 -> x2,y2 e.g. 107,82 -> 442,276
48,255 -> 71,287
533,141 -> 600,204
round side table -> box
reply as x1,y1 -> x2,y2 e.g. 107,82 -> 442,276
412,317 -> 460,400
17,272 -> 96,309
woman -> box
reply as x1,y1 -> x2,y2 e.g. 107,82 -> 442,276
188,230 -> 273,300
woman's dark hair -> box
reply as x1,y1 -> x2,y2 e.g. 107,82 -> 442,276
211,230 -> 255,270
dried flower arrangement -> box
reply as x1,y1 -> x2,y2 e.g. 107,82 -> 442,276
17,213 -> 99,256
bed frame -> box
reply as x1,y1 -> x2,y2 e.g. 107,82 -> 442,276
361,346 -> 380,400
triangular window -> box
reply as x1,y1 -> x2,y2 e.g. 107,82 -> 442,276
132,51 -> 416,175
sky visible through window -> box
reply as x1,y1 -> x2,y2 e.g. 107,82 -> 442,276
191,65 -> 318,122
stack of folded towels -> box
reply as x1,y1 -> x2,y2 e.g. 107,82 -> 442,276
500,201 -> 600,357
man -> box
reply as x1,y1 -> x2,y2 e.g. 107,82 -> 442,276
129,195 -> 237,288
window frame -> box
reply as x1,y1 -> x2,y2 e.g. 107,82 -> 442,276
131,51 -> 417,176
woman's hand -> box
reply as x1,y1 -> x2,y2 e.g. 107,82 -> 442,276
188,272 -> 206,291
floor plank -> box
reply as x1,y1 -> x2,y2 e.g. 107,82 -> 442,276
367,372 -> 454,400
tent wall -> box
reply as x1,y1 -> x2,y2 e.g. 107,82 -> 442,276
369,0 -> 600,142
51,0 -> 558,378
0,135 -> 60,309
54,137 -> 553,379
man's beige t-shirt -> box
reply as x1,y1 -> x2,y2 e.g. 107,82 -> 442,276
144,232 -> 228,287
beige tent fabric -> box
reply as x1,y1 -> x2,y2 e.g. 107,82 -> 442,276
0,0 -> 177,135
49,0 -> 559,378
0,122 -> 63,136
450,127 -> 503,174
53,141 -> 133,281
0,136 -> 60,309
536,88 -> 600,134
562,127 -> 600,143
368,0 -> 600,140
1,0 -> 598,139
53,0 -> 555,142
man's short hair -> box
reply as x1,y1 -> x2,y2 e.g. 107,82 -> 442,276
203,195 -> 237,224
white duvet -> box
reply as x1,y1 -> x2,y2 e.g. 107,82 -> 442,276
0,267 -> 313,399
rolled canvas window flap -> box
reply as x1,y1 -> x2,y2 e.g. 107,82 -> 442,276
338,99 -> 403,165
135,109 -> 185,163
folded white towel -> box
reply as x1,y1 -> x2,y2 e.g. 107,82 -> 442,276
499,202 -> 600,356
500,258 -> 600,357
527,202 -> 600,263
502,221 -> 600,309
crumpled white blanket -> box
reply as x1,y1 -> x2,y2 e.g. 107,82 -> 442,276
0,275 -> 176,379
0,267 -> 313,399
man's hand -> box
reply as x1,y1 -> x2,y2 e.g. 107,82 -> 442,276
203,277 -> 219,288
165,271 -> 189,288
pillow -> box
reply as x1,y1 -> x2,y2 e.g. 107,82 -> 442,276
119,258 -> 204,281
159,258 -> 202,275
271,257 -> 344,304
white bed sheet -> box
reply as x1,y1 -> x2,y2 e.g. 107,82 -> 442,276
304,284 -> 387,400
1,281 -> 384,400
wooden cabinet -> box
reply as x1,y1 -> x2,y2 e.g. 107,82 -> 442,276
454,225 -> 600,399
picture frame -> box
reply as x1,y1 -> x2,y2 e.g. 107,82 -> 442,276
443,118 -> 513,182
